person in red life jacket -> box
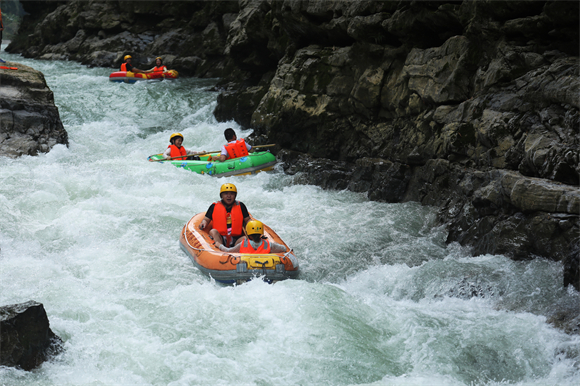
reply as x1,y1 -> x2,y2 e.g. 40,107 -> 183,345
217,220 -> 288,254
199,183 -> 251,248
163,133 -> 206,160
147,57 -> 168,73
218,128 -> 253,162
120,55 -> 147,73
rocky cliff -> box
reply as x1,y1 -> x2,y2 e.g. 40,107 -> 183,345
6,0 -> 579,290
0,61 -> 68,157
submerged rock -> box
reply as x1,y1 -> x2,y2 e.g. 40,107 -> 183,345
0,61 -> 68,158
0,301 -> 63,371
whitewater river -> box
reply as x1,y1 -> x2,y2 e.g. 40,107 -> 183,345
1,48 -> 579,386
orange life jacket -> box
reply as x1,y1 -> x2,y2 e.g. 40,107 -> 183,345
153,65 -> 167,73
239,238 -> 271,254
168,145 -> 187,160
120,62 -> 129,72
212,201 -> 244,244
225,138 -> 249,159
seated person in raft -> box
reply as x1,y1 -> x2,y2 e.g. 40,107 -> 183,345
219,128 -> 253,162
199,183 -> 249,248
120,55 -> 147,74
217,220 -> 288,254
163,133 -> 207,160
147,57 -> 169,74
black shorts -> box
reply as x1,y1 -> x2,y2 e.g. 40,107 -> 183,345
221,235 -> 242,247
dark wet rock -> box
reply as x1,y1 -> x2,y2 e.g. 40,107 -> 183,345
0,301 -> 63,371
6,0 -> 240,77
0,62 -> 68,158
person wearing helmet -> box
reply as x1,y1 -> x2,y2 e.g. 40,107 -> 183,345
163,133 -> 206,160
216,220 -> 288,254
218,128 -> 253,162
147,57 -> 168,74
199,183 -> 251,248
120,55 -> 147,73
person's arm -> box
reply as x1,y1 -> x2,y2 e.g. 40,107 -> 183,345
199,205 -> 215,230
199,216 -> 212,230
239,203 -> 250,227
185,148 -> 206,156
269,242 -> 288,253
219,145 -> 228,162
246,142 -> 253,153
163,148 -> 172,159
218,243 -> 241,253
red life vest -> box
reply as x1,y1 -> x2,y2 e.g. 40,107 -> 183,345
225,138 -> 249,159
239,239 -> 271,254
121,62 -> 129,72
212,201 -> 244,244
153,65 -> 167,73
168,145 -> 187,160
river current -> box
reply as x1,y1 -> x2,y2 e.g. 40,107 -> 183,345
1,49 -> 579,386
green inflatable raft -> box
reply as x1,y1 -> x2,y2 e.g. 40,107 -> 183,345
147,151 -> 277,177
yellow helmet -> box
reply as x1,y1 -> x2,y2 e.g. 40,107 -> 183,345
246,220 -> 264,236
155,56 -> 162,61
169,132 -> 183,142
220,183 -> 237,195
124,55 -> 132,60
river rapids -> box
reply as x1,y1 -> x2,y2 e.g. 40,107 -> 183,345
0,49 -> 579,386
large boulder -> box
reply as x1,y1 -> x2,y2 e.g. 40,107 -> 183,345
0,301 -> 63,371
0,62 -> 68,158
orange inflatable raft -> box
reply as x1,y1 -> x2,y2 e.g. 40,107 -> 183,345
180,212 -> 299,284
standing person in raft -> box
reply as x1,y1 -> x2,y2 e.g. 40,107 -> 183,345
218,128 -> 253,162
120,55 -> 147,73
217,220 -> 288,254
198,183 -> 251,248
163,133 -> 206,160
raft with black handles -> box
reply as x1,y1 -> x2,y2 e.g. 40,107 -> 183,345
147,151 -> 277,177
180,212 -> 299,285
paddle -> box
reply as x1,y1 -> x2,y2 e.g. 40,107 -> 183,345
148,144 -> 276,162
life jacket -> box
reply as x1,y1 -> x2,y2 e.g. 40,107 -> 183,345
168,145 -> 187,160
225,138 -> 249,159
239,238 -> 271,254
153,65 -> 167,73
120,62 -> 130,72
212,201 -> 244,245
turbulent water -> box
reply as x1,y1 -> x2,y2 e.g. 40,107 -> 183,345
1,48 -> 579,386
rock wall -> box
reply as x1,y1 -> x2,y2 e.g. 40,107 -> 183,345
225,0 -> 580,290
0,61 -> 68,157
6,0 -> 579,289
6,0 -> 241,77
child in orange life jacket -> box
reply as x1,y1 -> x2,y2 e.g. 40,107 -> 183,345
199,183 -> 251,248
217,220 -> 288,254
218,128 -> 253,162
163,133 -> 206,160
